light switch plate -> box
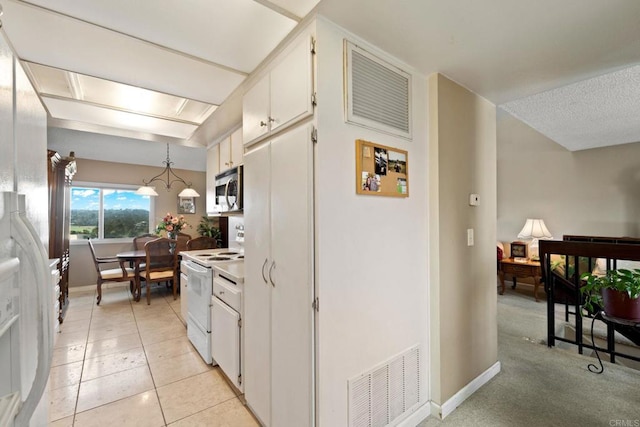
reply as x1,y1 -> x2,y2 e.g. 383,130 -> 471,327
469,194 -> 480,206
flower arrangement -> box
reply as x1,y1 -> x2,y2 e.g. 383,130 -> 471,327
155,212 -> 190,237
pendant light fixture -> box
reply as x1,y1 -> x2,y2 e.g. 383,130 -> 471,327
136,143 -> 200,197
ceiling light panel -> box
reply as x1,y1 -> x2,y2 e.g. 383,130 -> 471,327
22,62 -> 71,97
43,96 -> 198,139
25,61 -> 217,124
20,0 -> 298,73
2,1 -> 246,105
501,65 -> 640,151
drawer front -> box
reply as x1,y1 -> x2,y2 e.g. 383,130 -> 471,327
502,264 -> 535,275
213,277 -> 241,312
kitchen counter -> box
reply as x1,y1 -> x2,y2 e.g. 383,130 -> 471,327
214,261 -> 244,284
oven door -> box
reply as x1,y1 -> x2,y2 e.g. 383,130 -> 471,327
184,260 -> 213,363
184,261 -> 212,331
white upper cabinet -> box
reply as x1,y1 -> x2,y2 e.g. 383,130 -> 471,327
242,32 -> 314,146
218,127 -> 244,171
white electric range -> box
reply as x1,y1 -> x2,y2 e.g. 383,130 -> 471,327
180,249 -> 243,365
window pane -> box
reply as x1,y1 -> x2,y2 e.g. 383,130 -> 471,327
103,189 -> 151,238
70,187 -> 99,240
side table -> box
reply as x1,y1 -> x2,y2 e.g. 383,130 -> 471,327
499,258 -> 542,302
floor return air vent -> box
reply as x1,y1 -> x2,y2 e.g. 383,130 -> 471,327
348,345 -> 420,427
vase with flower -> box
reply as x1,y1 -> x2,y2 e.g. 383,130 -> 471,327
155,212 -> 191,242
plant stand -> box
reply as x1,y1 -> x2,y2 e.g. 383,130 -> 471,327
588,311 -> 640,374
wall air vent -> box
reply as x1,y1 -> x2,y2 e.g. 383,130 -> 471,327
348,346 -> 420,427
345,41 -> 412,140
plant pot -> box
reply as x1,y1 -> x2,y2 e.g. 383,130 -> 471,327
602,288 -> 640,321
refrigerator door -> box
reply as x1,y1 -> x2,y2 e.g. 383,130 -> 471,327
0,192 -> 52,426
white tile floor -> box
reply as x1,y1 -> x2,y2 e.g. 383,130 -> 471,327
48,283 -> 259,426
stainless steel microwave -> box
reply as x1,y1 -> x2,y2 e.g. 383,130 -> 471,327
213,165 -> 243,214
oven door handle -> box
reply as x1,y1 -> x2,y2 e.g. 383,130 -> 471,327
184,261 -> 209,275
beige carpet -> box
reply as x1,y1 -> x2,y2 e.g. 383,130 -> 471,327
418,283 -> 640,426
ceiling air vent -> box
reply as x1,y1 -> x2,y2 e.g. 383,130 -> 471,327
348,345 -> 421,427
345,41 -> 412,140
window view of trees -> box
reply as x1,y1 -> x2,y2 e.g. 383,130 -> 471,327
71,186 -> 151,239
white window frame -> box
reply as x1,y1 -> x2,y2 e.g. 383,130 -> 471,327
70,181 -> 155,245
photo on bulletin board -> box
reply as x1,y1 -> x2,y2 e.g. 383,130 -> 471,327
356,139 -> 409,197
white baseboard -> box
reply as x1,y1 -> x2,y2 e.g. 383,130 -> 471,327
431,361 -> 501,419
394,402 -> 432,427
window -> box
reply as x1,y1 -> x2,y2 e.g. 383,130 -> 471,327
70,184 -> 153,240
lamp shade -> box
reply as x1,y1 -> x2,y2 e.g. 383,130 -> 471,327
517,219 -> 553,240
178,187 -> 200,198
135,186 -> 159,196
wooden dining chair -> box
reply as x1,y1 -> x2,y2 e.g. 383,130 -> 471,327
133,233 -> 157,250
138,238 -> 179,305
186,236 -> 218,250
176,232 -> 192,253
88,239 -> 135,305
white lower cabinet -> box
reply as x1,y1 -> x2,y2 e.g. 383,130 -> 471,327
244,124 -> 314,427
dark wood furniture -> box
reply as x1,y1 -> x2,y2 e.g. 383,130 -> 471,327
116,250 -> 147,302
47,150 -> 76,323
499,258 -> 542,301
87,239 -> 135,305
138,238 -> 179,305
540,235 -> 640,365
186,236 -> 218,250
133,233 -> 157,250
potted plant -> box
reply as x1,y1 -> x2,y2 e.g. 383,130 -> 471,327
580,268 -> 640,321
196,216 -> 222,247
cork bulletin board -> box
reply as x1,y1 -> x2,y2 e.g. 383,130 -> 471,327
355,139 -> 409,197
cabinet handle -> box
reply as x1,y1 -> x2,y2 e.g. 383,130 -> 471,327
268,116 -> 275,123
268,261 -> 276,287
225,162 -> 229,166
261,258 -> 268,284
219,290 -> 225,295
260,120 -> 268,127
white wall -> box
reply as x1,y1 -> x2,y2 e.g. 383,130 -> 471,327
497,110 -> 640,241
315,18 -> 430,426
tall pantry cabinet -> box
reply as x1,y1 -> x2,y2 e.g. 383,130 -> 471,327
242,25 -> 315,427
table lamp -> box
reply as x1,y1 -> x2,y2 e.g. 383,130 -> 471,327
517,219 -> 553,261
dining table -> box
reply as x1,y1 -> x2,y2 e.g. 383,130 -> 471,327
116,249 -> 146,302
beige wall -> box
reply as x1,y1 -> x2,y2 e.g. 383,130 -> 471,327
69,157 -> 206,287
497,111 -> 640,242
429,74 -> 498,404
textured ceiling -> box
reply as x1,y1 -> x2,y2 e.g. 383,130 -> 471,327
501,66 -> 640,151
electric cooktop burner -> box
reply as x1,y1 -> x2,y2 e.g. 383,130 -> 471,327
196,253 -> 214,257
218,251 -> 239,256
207,256 -> 232,261
237,255 -> 244,259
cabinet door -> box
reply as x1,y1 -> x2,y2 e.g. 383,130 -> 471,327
242,76 -> 270,146
230,127 -> 243,167
270,125 -> 313,427
243,142 -> 272,426
205,145 -> 219,214
211,298 -> 241,390
218,136 -> 231,171
270,35 -> 313,134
